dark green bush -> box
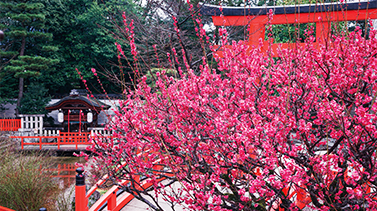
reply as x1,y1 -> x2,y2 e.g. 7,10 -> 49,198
18,82 -> 51,115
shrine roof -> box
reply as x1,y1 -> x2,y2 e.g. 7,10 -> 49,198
45,95 -> 111,111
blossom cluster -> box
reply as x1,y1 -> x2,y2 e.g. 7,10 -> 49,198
87,12 -> 377,211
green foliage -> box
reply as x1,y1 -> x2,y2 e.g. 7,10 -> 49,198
18,82 -> 50,114
331,21 -> 372,39
144,68 -> 179,92
267,23 -> 316,43
43,0 -> 136,94
0,50 -> 18,58
0,0 -> 59,112
0,138 -> 59,210
0,74 -> 18,98
5,56 -> 58,78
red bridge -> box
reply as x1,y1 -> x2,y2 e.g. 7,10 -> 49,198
11,132 -> 92,151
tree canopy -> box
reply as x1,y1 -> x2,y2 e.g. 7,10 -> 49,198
0,0 -> 142,105
43,0 -> 139,94
0,0 -> 59,115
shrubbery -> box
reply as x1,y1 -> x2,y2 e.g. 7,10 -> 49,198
0,137 -> 59,210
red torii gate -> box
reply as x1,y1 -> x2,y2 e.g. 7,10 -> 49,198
201,0 -> 377,53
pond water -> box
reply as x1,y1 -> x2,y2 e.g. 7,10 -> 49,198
38,155 -> 88,210
48,156 -> 86,189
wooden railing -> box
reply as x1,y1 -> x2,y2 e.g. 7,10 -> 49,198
60,132 -> 91,146
73,150 -> 314,211
0,119 -> 21,131
0,206 -> 15,211
89,165 -> 169,211
74,150 -> 172,211
13,132 -> 91,150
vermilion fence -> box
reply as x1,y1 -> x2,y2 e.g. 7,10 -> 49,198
74,150 -> 173,211
13,132 -> 91,150
0,119 -> 21,131
0,206 -> 15,211
60,132 -> 91,146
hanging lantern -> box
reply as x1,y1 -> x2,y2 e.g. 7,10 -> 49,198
58,109 -> 64,123
87,109 -> 93,123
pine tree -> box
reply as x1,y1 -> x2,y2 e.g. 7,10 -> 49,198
0,0 -> 58,115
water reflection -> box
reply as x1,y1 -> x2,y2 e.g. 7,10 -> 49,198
48,156 -> 86,189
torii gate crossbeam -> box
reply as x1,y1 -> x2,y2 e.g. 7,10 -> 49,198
201,0 -> 377,53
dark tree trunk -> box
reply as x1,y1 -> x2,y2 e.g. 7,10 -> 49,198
16,37 -> 26,116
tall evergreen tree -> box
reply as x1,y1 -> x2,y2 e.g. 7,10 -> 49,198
0,0 -> 58,115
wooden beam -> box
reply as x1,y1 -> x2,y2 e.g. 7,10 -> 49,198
212,9 -> 377,26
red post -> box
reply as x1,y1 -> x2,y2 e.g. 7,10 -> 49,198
79,110 -> 82,134
248,22 -> 265,47
75,133 -> 78,150
316,21 -> 330,46
75,168 -> 88,211
296,188 -> 311,209
108,192 -> 117,210
68,110 -> 70,133
57,136 -> 60,150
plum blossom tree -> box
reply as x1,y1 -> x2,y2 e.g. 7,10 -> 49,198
83,8 -> 377,211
